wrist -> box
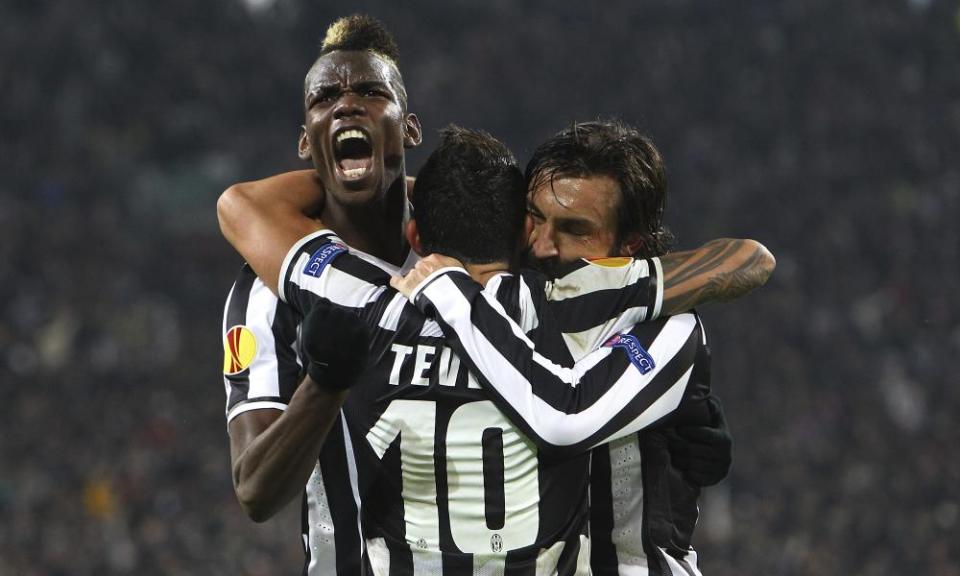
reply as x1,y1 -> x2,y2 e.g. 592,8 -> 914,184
407,266 -> 470,304
306,361 -> 356,392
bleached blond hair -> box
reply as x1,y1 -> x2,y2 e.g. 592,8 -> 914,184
321,14 -> 400,66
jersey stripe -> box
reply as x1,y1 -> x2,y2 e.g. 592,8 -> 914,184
245,277 -> 281,404
223,267 -> 256,413
300,412 -> 365,576
278,229 -> 335,303
415,273 -> 702,452
273,231 -> 704,575
305,463 -> 338,575
223,266 -> 301,423
607,436 -> 648,574
588,445 -> 619,576
222,262 -> 364,576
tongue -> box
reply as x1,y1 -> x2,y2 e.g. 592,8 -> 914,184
340,157 -> 373,172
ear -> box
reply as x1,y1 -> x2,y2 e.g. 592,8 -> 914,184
618,233 -> 644,257
403,113 -> 423,149
298,126 -> 311,161
405,219 -> 426,256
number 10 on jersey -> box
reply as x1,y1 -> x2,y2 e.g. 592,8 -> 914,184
367,399 -> 540,554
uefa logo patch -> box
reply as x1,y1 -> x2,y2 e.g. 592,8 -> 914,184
603,333 -> 656,374
223,325 -> 257,375
304,242 -> 347,278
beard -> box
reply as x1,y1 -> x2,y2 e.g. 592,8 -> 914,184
520,249 -> 570,280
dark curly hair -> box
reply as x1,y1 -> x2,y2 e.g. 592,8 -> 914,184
305,15 -> 408,109
525,120 -> 674,258
412,125 -> 527,264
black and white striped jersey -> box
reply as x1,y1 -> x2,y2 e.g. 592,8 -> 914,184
585,342 -> 710,576
408,264 -> 713,576
410,270 -> 709,455
588,430 -> 706,576
222,264 -> 365,576
277,230 -> 709,575
223,264 -> 303,420
541,272 -> 710,576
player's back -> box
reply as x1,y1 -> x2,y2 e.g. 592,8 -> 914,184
279,232 -> 593,575
343,275 -> 592,575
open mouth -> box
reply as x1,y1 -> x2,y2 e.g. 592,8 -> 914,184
333,128 -> 374,180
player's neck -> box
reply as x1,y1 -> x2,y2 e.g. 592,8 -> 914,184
322,177 -> 409,265
465,261 -> 510,287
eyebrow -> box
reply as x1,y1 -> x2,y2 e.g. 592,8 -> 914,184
305,82 -> 338,99
305,79 -> 394,101
352,80 -> 390,90
353,80 -> 396,99
529,201 -> 594,229
554,215 -> 595,230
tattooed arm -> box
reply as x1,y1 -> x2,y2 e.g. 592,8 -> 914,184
660,238 -> 775,316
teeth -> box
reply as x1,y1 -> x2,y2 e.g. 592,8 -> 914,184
343,167 -> 368,178
337,129 -> 368,144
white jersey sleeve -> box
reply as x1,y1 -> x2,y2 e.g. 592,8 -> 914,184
410,269 -> 707,456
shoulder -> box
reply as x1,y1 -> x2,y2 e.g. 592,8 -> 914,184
624,312 -> 701,346
547,256 -> 656,296
226,264 -> 280,312
224,263 -> 299,336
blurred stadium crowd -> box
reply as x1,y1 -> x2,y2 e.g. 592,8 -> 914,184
1,0 -> 958,574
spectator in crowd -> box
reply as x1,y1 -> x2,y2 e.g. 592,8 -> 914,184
1,1 -> 956,574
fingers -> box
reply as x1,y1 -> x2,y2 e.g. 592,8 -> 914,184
682,468 -> 728,487
390,274 -> 413,297
674,424 -> 729,444
671,426 -> 732,462
302,302 -> 369,354
391,267 -> 429,298
391,254 -> 466,299
671,445 -> 730,465
417,254 -> 463,274
667,419 -> 733,487
423,253 -> 464,269
301,302 -> 370,390
668,444 -> 731,487
707,395 -> 728,428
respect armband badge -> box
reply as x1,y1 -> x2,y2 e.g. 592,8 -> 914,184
603,333 -> 656,375
303,243 -> 347,278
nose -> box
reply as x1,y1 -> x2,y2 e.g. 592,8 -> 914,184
529,222 -> 558,259
333,91 -> 365,119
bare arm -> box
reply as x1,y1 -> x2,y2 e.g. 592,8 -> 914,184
218,172 -> 417,295
227,300 -> 367,522
229,380 -> 347,522
660,238 -> 775,316
217,170 -> 327,293
392,259 -> 709,455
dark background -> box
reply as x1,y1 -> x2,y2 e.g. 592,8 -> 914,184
2,0 -> 958,574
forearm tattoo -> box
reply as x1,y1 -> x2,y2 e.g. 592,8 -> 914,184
661,239 -> 771,313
